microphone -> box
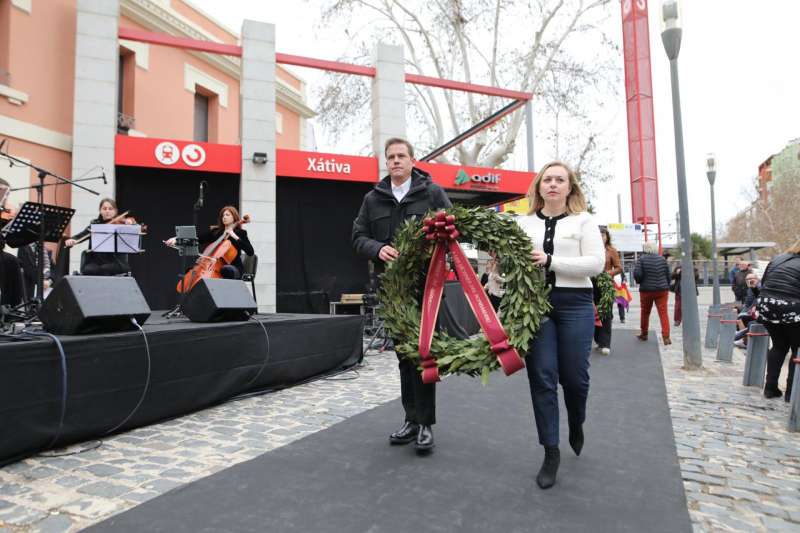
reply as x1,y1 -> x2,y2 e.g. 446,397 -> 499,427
198,180 -> 206,208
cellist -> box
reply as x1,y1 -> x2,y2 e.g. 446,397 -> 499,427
166,205 -> 253,280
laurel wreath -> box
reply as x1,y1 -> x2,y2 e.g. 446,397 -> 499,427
594,271 -> 615,320
378,205 -> 551,383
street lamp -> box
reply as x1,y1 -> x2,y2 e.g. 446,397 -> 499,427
706,153 -> 720,307
661,0 -> 702,369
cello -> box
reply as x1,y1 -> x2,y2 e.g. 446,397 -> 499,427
176,214 -> 250,293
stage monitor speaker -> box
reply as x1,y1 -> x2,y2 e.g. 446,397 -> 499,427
39,275 -> 151,335
182,278 -> 257,322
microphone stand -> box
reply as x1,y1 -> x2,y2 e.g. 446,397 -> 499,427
1,147 -> 101,312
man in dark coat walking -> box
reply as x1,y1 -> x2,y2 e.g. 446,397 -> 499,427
352,137 -> 451,453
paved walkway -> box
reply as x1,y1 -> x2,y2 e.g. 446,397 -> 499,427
0,288 -> 798,532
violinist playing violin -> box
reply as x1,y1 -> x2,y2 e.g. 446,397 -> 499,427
167,206 -> 253,280
64,197 -> 133,276
0,177 -> 24,305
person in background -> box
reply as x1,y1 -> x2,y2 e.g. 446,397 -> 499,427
482,254 -> 505,312
64,198 -> 132,276
615,269 -> 631,324
593,227 -> 621,355
754,241 -> 800,401
670,264 -> 699,327
731,259 -> 753,304
633,242 -> 671,345
516,160 -> 604,489
733,272 -> 760,348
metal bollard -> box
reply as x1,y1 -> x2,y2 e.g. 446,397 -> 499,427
788,357 -> 800,432
716,310 -> 737,363
705,304 -> 721,349
742,322 -> 769,387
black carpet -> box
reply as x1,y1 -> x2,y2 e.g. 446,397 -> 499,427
90,330 -> 691,533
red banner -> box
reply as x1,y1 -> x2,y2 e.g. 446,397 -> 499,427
115,135 -> 241,174
276,149 -> 532,195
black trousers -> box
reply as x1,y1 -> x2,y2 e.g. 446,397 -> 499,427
617,303 -> 625,322
397,353 -> 436,426
593,313 -> 613,349
764,322 -> 800,394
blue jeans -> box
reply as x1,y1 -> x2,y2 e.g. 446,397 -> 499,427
525,289 -> 594,447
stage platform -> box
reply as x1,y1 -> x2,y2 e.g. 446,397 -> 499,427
89,330 -> 691,532
0,312 -> 363,466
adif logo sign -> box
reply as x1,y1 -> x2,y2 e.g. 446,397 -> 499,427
154,142 -> 206,167
454,168 -> 501,186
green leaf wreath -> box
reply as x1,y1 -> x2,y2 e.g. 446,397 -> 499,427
593,271 -> 615,320
378,205 -> 551,383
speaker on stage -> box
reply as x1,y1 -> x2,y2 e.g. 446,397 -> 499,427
39,276 -> 151,335
182,278 -> 257,322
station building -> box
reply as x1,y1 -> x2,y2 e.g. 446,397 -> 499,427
1,0 -> 533,313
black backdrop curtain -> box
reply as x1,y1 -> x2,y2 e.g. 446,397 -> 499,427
116,166 -> 240,310
277,177 -> 372,314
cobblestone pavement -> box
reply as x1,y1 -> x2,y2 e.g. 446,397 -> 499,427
617,288 -> 799,532
1,289 -> 799,532
0,350 -> 402,532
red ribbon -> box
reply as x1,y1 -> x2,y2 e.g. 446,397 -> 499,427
417,211 -> 525,384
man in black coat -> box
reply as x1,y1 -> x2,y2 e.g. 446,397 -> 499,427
352,137 -> 451,453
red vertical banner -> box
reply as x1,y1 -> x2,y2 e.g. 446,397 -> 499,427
621,0 -> 661,245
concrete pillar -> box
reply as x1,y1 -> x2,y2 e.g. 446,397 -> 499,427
239,20 -> 276,313
371,43 -> 405,174
70,0 -> 120,275
704,304 -> 721,349
715,309 -> 737,363
742,322 -> 769,387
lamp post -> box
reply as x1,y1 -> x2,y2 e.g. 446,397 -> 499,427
661,0 -> 702,369
706,153 -> 720,307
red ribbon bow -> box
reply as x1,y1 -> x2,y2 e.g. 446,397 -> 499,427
417,211 -> 525,384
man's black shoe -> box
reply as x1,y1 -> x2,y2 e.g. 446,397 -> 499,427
415,425 -> 434,453
389,421 -> 419,444
764,386 -> 783,399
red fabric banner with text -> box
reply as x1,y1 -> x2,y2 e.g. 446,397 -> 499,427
417,211 -> 525,384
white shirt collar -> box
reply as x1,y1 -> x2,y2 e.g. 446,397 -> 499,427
391,177 -> 412,202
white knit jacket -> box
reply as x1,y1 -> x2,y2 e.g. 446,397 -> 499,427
516,211 -> 605,288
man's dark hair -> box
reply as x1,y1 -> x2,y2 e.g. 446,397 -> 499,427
384,137 -> 414,159
0,177 -> 9,188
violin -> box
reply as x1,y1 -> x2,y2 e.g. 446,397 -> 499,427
176,214 -> 251,293
0,187 -> 16,224
72,210 -> 148,245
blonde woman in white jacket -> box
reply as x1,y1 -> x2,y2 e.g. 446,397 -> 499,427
516,161 -> 605,490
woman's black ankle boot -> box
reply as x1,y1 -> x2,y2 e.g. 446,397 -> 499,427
568,419 -> 584,456
536,446 -> 560,489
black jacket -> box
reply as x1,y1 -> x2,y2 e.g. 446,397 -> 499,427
198,227 -> 254,273
759,253 -> 800,301
352,167 -> 451,275
633,253 -> 670,292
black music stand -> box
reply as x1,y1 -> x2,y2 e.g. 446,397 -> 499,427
163,225 -> 200,319
0,202 -> 74,320
1,202 -> 74,248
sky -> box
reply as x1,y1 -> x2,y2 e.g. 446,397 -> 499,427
189,0 -> 800,244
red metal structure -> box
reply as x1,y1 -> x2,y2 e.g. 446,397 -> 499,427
621,0 -> 661,248
117,27 -> 532,161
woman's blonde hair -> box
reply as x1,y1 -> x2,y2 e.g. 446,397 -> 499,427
526,160 -> 587,215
